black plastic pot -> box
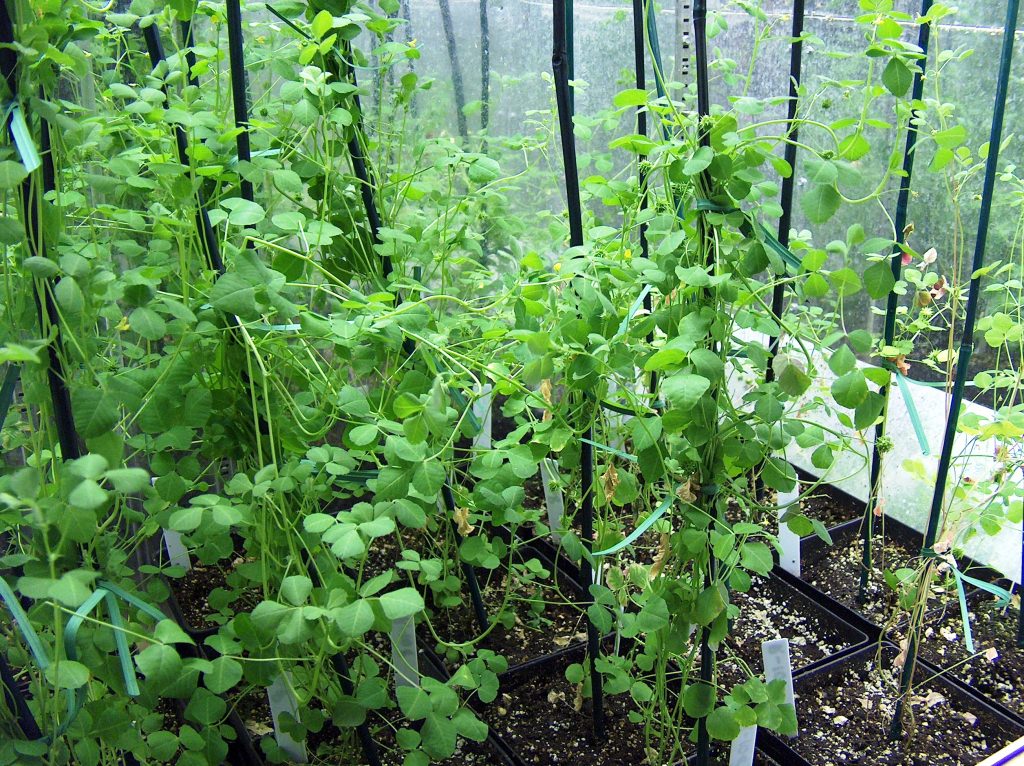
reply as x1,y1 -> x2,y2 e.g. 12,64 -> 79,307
733,572 -> 871,675
773,564 -> 881,642
783,643 -> 1024,766
422,541 -> 604,682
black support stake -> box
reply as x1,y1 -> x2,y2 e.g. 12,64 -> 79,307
632,0 -> 656,395
0,651 -> 42,741
891,0 -> 1020,738
861,0 -> 933,603
438,0 -> 468,141
480,0 -> 490,133
553,0 -> 604,740
330,653 -> 382,766
142,24 -> 224,274
765,0 -> 805,386
693,3 -> 716,765
225,0 -> 255,207
441,482 -> 489,633
0,1 -> 81,462
179,17 -> 198,89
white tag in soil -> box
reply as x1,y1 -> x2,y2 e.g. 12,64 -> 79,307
761,638 -> 798,732
162,530 -> 191,571
539,458 -> 565,542
268,673 -> 308,763
471,383 -> 492,450
729,725 -> 757,766
390,614 -> 420,688
776,488 -> 801,578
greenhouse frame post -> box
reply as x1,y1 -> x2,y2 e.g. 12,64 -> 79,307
553,0 -> 605,740
692,3 -> 717,765
142,24 -> 224,274
225,0 -> 255,208
861,0 -> 934,603
480,0 -> 490,133
765,0 -> 805,388
890,0 -> 1021,738
632,0 -> 655,394
439,0 -> 468,141
0,1 -> 81,463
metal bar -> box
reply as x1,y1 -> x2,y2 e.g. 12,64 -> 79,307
0,1 -> 81,462
633,0 -> 656,395
439,0 -> 468,140
142,24 -> 224,274
766,0 -> 806,385
225,0 -> 254,205
553,0 -> 604,739
891,0 -> 1020,738
480,0 -> 490,133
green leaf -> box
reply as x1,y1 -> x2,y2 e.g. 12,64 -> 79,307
683,683 -> 715,718
828,345 -> 856,376
45,660 -> 90,689
129,307 -> 166,341
69,479 -> 108,511
832,370 -> 869,409
397,686 -> 433,720
707,706 -> 742,741
934,125 -> 967,150
466,157 -> 500,184
280,575 -> 313,606
203,657 -> 242,694
662,373 -> 711,412
185,688 -> 227,725
684,146 -> 714,176
136,644 -> 183,684
71,388 -> 119,440
54,277 -> 85,313
882,57 -> 913,97
378,587 -> 425,620
863,261 -> 896,300
221,198 -> 265,227
800,184 -> 841,224
803,157 -> 837,185
0,160 -> 28,189
348,423 -> 378,447
644,348 -> 685,372
777,362 -> 811,397
612,88 -> 648,107
209,273 -> 257,319
694,583 -> 726,625
740,542 -> 773,575
334,599 -> 374,637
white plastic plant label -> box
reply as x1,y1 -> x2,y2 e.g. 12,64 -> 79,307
777,488 -> 801,577
162,530 -> 191,571
268,673 -> 307,763
539,458 -> 565,542
761,638 -> 797,732
390,614 -> 420,688
729,724 -> 757,766
472,383 -> 493,450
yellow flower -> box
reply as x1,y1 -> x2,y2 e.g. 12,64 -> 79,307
409,39 -> 417,48
624,248 -> 632,260
115,316 -> 130,332
553,262 -> 562,272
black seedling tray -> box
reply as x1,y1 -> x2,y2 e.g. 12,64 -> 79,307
783,643 -> 1024,766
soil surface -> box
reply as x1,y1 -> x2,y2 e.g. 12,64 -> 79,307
913,595 -> 1024,719
424,553 -> 587,670
791,648 -> 1023,766
720,575 -> 859,687
482,655 -> 654,766
169,560 -> 261,633
801,524 -> 931,627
